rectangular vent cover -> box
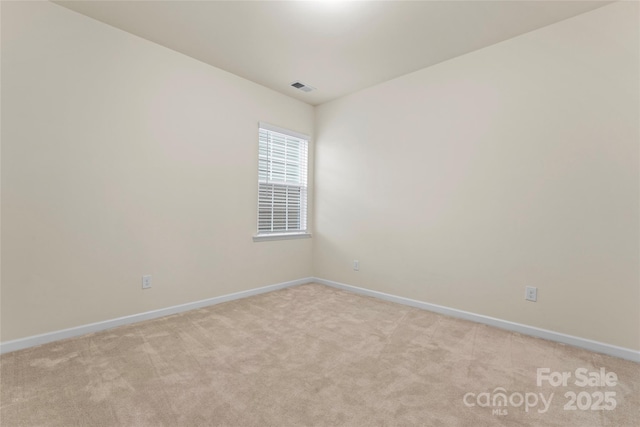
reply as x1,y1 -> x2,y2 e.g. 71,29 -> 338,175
291,81 -> 315,92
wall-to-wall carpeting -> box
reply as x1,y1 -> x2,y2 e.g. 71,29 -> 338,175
1,284 -> 638,426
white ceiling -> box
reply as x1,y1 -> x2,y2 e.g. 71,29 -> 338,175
55,0 -> 611,106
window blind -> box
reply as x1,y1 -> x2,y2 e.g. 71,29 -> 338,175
257,124 -> 308,234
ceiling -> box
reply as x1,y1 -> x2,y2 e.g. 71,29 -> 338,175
55,0 -> 611,106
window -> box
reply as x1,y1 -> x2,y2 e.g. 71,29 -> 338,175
254,123 -> 310,241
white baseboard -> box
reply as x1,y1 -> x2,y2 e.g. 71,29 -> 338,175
0,277 -> 314,354
313,277 -> 640,363
3,276 -> 638,363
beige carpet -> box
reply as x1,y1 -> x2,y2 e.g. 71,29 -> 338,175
1,283 -> 638,426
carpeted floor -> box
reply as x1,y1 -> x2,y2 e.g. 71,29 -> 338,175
1,283 -> 638,426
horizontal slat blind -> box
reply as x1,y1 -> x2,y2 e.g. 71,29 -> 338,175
258,125 -> 308,234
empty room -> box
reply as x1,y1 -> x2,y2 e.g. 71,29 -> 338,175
1,1 -> 638,426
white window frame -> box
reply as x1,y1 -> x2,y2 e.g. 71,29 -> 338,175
253,122 -> 311,242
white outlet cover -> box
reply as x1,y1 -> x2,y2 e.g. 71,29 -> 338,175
142,275 -> 152,289
525,286 -> 537,302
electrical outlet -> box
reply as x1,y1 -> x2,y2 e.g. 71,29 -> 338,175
525,286 -> 537,302
353,260 -> 359,271
142,275 -> 152,289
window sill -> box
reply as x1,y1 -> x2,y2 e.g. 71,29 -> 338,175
253,232 -> 312,242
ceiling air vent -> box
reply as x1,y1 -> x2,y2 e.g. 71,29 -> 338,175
290,81 -> 315,93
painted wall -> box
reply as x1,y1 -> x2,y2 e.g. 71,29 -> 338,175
1,1 -> 314,341
314,2 -> 639,350
2,1 -> 638,353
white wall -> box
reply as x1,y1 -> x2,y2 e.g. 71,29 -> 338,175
314,2 -> 639,350
1,1 -> 314,342
2,1 -> 638,353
